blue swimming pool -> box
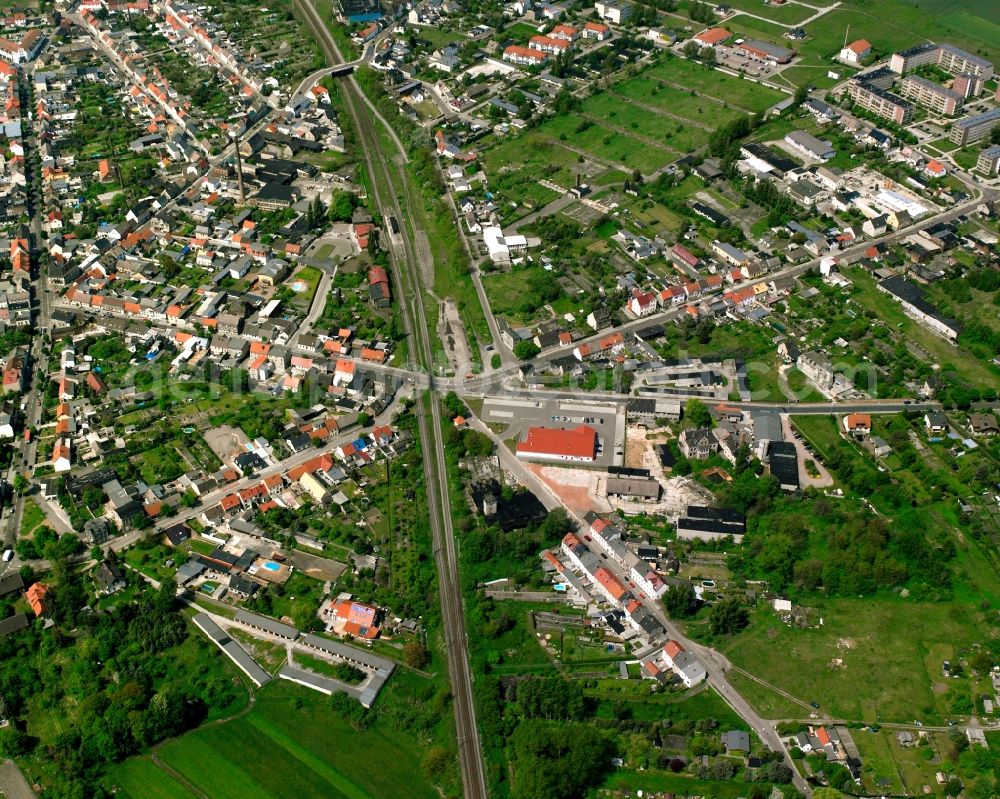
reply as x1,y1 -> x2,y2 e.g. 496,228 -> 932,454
262,561 -> 281,572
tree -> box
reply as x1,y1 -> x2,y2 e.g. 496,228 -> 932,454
683,40 -> 701,59
684,398 -> 712,428
514,340 -> 541,360
403,641 -> 429,669
709,597 -> 750,635
515,677 -> 587,721
664,582 -> 696,618
491,353 -> 501,369
510,719 -> 613,799
422,747 -> 452,779
328,190 -> 360,223
11,474 -> 27,495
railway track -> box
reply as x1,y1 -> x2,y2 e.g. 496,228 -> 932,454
292,2 -> 488,797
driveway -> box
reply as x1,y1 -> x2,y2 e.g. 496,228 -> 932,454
780,413 -> 834,488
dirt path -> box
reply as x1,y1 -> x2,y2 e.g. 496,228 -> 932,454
608,90 -> 715,131
146,684 -> 258,799
727,665 -> 816,716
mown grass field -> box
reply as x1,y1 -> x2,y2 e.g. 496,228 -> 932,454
152,681 -> 438,799
721,0 -> 817,25
611,77 -> 744,127
110,758 -> 198,799
725,670 -> 808,720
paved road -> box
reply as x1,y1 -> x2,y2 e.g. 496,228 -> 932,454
2,65 -> 51,564
468,412 -> 813,795
148,391 -> 408,533
0,759 -> 37,799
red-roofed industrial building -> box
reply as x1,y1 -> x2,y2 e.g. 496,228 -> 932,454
693,27 -> 729,46
516,424 -> 597,463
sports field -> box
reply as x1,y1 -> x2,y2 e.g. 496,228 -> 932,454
112,682 -> 439,799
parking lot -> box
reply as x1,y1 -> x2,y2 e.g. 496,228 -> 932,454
482,397 -> 626,467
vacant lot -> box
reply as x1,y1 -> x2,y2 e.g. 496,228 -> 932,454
536,114 -> 677,173
722,598 -> 983,723
645,60 -> 787,113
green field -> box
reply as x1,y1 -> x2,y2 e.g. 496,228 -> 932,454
721,0 -> 816,25
110,758 -> 199,799
581,94 -> 691,147
21,499 -> 46,536
721,598 -> 984,723
536,114 -> 677,173
154,681 -> 438,799
612,76 -> 744,127
724,14 -> 795,40
765,0 -> 1000,91
645,58 -> 787,113
726,670 -> 809,720
482,267 -> 550,321
791,414 -> 845,461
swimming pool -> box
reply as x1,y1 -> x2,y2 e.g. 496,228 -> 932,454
262,560 -> 281,572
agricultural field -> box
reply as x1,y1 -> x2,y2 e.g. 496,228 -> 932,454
150,681 -> 440,799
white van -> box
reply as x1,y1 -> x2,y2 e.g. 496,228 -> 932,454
2,550 -> 12,562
